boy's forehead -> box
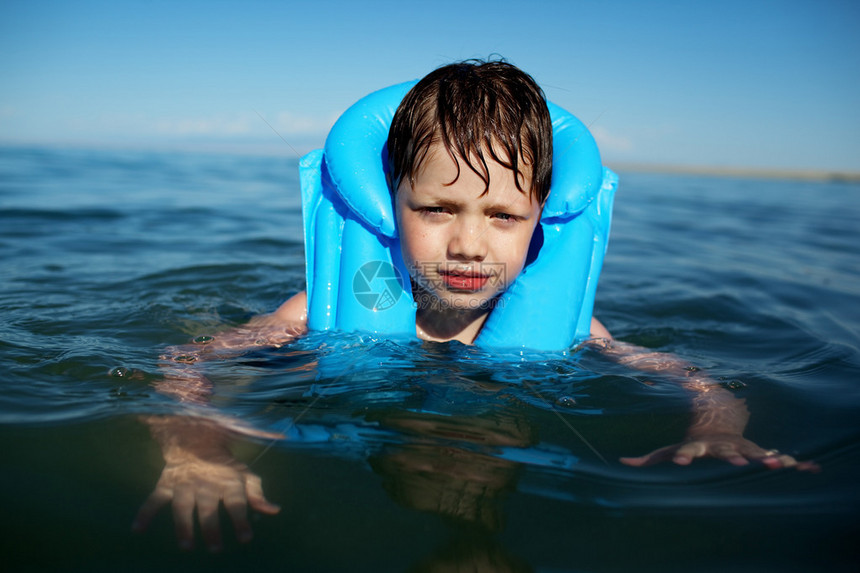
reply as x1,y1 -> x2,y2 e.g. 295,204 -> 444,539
407,147 -> 540,209
415,143 -> 459,176
421,140 -> 518,165
416,142 -> 531,183
413,142 -> 537,203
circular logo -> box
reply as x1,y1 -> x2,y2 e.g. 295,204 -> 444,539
352,261 -> 404,311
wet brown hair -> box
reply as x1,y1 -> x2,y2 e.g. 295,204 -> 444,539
387,59 -> 552,204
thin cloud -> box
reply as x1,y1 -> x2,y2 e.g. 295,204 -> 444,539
591,125 -> 633,153
155,113 -> 256,136
273,111 -> 338,136
149,110 -> 337,139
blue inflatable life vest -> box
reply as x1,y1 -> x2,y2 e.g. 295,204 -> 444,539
299,81 -> 617,351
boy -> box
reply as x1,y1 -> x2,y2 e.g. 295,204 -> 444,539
134,60 -> 812,552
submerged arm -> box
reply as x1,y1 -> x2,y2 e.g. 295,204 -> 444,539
588,318 -> 816,470
134,292 -> 308,551
152,297 -> 308,406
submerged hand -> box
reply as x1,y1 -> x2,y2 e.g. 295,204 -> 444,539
133,451 -> 280,551
134,414 -> 281,551
620,433 -> 819,471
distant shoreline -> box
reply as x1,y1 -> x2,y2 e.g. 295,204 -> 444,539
2,141 -> 858,183
611,162 -> 860,183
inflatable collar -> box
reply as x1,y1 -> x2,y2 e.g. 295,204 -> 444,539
299,81 -> 617,351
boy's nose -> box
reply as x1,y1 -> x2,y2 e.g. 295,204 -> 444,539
447,218 -> 487,261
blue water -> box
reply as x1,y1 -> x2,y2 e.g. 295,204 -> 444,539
1,146 -> 859,572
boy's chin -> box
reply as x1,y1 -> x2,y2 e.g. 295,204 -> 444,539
413,288 -> 500,314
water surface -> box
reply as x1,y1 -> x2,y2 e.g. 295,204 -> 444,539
1,146 -> 858,572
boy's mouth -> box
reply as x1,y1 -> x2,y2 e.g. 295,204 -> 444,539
439,268 -> 489,292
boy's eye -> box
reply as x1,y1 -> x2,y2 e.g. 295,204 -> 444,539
492,212 -> 515,221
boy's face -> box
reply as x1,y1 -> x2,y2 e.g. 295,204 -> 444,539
395,144 -> 543,313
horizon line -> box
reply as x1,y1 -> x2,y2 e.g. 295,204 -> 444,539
610,162 -> 860,183
2,140 -> 859,184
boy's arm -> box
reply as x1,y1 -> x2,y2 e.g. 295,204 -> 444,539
154,291 -> 309,399
134,292 -> 308,551
588,318 -> 817,471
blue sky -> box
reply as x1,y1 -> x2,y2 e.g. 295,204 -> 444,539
2,0 -> 858,172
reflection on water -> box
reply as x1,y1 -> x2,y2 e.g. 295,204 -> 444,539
370,409 -> 533,571
370,409 -> 531,528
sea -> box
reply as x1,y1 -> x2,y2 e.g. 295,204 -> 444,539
1,145 -> 858,572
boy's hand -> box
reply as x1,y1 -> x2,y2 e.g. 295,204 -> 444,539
134,416 -> 281,551
620,433 -> 819,471
133,448 -> 280,552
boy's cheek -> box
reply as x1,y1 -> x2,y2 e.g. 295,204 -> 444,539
398,224 -> 440,268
